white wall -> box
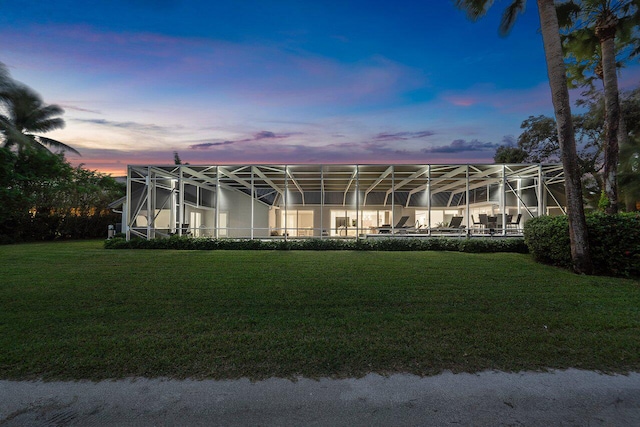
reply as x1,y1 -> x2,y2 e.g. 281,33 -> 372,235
218,187 -> 270,237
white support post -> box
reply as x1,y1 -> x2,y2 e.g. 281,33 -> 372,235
146,168 -> 152,240
466,164 -> 470,233
538,164 -> 544,217
427,165 -> 431,236
251,167 -> 255,239
501,165 -> 506,236
126,166 -> 132,240
356,165 -> 360,239
215,166 -> 220,239
178,166 -> 184,236
320,166 -> 325,239
284,165 -> 288,241
391,166 -> 395,233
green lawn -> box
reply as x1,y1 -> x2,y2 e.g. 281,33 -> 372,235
1,240 -> 639,380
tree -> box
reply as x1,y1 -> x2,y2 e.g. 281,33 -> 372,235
173,151 -> 188,165
0,146 -> 124,242
493,145 -> 528,162
0,63 -> 80,156
506,88 -> 640,210
558,0 -> 640,214
618,87 -> 640,210
174,151 -> 183,165
455,0 -> 592,274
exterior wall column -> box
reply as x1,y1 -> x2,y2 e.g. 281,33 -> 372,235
178,166 -> 184,236
427,165 -> 431,235
465,164 -> 470,233
391,165 -> 395,233
125,167 -> 132,240
251,166 -> 255,239
284,165 -> 288,241
146,168 -> 153,240
320,166 -> 324,239
501,164 -> 506,236
215,166 -> 220,239
538,164 -> 544,217
356,165 -> 360,239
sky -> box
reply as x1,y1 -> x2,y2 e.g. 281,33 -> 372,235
2,0 -> 639,176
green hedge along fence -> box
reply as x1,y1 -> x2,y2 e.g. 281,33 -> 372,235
524,212 -> 640,278
104,235 -> 529,254
105,212 -> 640,278
1,212 -> 119,244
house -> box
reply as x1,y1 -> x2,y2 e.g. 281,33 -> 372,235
117,163 -> 566,240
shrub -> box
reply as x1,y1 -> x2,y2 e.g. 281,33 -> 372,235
524,213 -> 640,278
105,236 -> 527,254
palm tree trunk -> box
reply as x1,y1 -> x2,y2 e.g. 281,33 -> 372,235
537,0 -> 592,274
597,16 -> 620,214
618,114 -> 634,211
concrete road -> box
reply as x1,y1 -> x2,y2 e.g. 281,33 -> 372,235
2,370 -> 640,426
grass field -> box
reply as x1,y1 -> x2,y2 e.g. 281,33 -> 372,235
1,240 -> 639,380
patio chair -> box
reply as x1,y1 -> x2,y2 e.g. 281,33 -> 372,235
471,215 -> 483,231
507,213 -> 522,231
377,216 -> 410,234
477,214 -> 488,232
436,216 -> 465,234
392,216 -> 412,233
176,223 -> 191,236
448,216 -> 464,229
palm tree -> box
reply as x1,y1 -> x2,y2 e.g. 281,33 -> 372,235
619,87 -> 640,210
0,67 -> 79,156
558,0 -> 640,214
455,0 -> 592,274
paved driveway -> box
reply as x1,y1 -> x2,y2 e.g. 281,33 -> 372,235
2,370 -> 640,426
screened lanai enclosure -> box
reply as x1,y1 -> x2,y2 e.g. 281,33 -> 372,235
121,164 -> 567,240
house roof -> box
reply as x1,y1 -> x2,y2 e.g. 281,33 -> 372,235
125,163 -> 565,208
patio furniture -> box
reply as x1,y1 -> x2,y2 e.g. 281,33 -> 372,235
507,213 -> 522,232
376,216 -> 410,234
485,216 -> 497,235
448,216 -> 464,229
471,215 -> 483,232
440,216 -> 465,233
478,214 -> 489,233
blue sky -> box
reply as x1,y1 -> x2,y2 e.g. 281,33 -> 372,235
2,0 -> 638,175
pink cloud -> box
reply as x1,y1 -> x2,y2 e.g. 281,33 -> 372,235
68,127 -> 499,176
442,96 -> 478,107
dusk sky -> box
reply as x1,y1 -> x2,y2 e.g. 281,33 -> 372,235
2,0 -> 639,176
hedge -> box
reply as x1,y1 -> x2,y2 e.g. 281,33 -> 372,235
0,212 -> 120,244
104,235 -> 529,254
524,213 -> 640,278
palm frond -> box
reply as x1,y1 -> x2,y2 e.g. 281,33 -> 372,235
556,1 -> 582,29
0,81 -> 78,155
454,0 -> 494,21
26,117 -> 65,134
33,135 -> 81,156
0,115 -> 32,148
499,0 -> 526,36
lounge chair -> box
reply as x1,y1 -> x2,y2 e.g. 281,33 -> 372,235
435,216 -> 465,234
377,216 -> 410,234
448,216 -> 464,229
471,215 -> 482,230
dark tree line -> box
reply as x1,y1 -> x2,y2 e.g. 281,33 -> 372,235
494,88 -> 640,211
0,63 -> 124,243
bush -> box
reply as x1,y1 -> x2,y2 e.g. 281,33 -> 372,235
104,235 -> 527,254
524,213 -> 640,278
0,212 -> 120,244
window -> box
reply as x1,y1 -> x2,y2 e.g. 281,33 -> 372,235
281,210 -> 314,236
